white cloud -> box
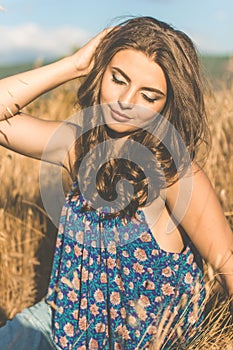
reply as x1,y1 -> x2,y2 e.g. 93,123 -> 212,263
0,23 -> 90,64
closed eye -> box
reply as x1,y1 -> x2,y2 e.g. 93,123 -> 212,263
112,73 -> 126,85
141,93 -> 159,103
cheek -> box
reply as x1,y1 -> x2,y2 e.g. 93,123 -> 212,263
138,99 -> 167,122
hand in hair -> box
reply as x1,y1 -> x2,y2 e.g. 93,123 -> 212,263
70,27 -> 115,77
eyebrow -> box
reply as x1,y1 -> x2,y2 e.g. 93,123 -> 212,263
111,66 -> 166,97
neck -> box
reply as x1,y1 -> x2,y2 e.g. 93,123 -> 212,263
105,125 -> 136,139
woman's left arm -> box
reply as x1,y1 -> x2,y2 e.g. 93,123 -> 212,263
166,162 -> 233,297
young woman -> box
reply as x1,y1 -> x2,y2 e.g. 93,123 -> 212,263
0,16 -> 232,350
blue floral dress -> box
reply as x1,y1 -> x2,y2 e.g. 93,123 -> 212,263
46,185 -> 206,350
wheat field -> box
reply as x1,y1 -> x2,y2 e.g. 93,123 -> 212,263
0,63 -> 232,349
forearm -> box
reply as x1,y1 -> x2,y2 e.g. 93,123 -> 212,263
0,56 -> 80,120
0,28 -> 114,121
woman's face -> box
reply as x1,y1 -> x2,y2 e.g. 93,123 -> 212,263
100,49 -> 167,135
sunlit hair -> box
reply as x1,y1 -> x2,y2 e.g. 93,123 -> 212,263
74,16 -> 210,217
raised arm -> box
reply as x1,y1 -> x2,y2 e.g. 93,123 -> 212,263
166,163 -> 233,298
0,28 -> 112,120
0,28 -> 113,170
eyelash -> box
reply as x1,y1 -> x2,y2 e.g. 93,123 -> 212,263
111,73 -> 158,103
141,94 -> 158,103
112,73 -> 125,85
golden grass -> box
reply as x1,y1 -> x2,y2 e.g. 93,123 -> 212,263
0,67 -> 232,348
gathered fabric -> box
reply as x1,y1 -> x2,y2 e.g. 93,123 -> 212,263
46,185 -> 206,350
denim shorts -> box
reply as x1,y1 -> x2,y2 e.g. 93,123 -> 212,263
0,300 -> 59,350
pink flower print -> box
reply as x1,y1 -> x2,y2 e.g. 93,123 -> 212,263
129,281 -> 134,289
65,245 -> 71,254
123,267 -> 130,276
77,346 -> 86,350
173,253 -> 179,261
89,272 -> 94,280
94,289 -> 104,303
114,275 -> 121,285
90,303 -> 99,316
107,257 -> 115,269
116,325 -> 131,340
116,258 -> 121,269
174,264 -> 179,271
192,262 -> 197,270
100,272 -> 107,283
135,330 -> 141,338
61,276 -> 73,289
58,222 -> 64,233
107,242 -> 116,254
110,307 -> 118,319
80,297 -> 87,309
155,296 -> 162,303
114,275 -> 124,291
187,253 -> 194,265
56,237 -> 62,248
120,307 -> 127,319
115,324 -> 122,335
74,245 -> 82,257
122,250 -> 129,258
95,322 -> 106,333
134,247 -> 147,261
79,316 -> 87,331
63,323 -> 74,337
89,257 -> 94,265
162,266 -> 172,278
133,262 -> 144,274
147,267 -> 153,274
152,249 -> 159,256
75,231 -> 84,244
68,229 -> 74,238
127,315 -> 138,327
58,291 -> 64,300
184,272 -> 193,284
89,338 -> 98,349
58,306 -> 64,314
140,232 -> 152,242
81,267 -> 88,283
83,248 -> 88,260
66,260 -> 71,268
161,283 -> 175,296
138,294 -> 150,307
102,309 -> 107,316
72,272 -> 80,290
72,309 -> 79,320
124,233 -> 129,240
114,343 -> 123,350
67,290 -> 78,303
145,280 -> 155,290
110,292 -> 121,305
122,325 -> 131,340
60,336 -> 68,347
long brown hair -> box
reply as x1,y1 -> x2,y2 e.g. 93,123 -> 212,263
74,16 -> 209,217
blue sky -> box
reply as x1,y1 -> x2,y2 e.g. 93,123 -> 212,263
0,0 -> 232,64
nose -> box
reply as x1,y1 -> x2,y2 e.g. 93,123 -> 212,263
118,87 -> 136,110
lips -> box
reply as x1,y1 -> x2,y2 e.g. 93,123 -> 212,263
110,107 -> 132,122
